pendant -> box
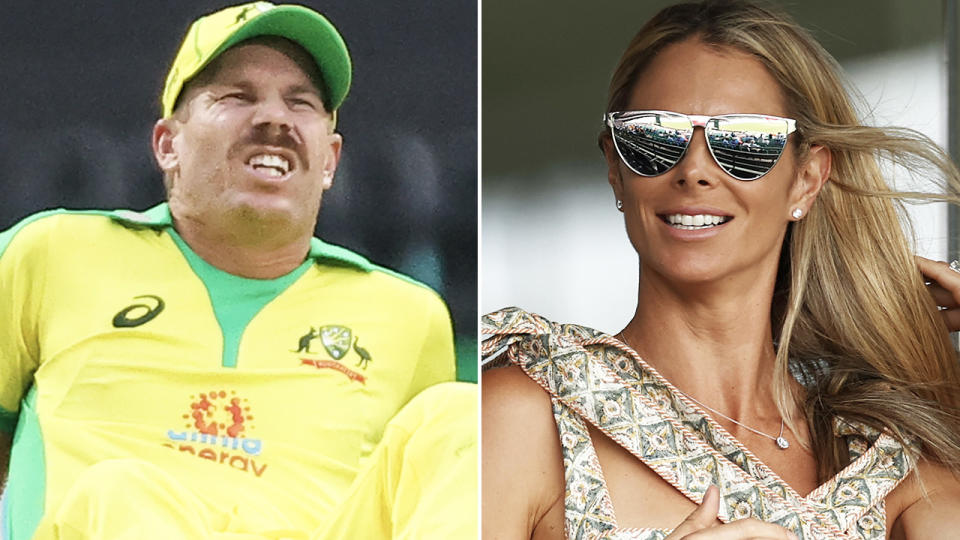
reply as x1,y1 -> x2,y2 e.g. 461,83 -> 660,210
776,436 -> 789,449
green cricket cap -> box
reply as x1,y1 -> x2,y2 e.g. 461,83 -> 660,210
161,2 -> 351,118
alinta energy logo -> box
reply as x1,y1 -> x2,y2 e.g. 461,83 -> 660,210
295,325 -> 373,384
162,390 -> 267,478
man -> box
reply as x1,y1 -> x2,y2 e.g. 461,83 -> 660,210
0,3 -> 476,538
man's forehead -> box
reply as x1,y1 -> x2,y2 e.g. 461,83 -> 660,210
186,37 -> 326,101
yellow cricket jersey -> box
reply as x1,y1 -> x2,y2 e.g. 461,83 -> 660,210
0,204 -> 456,539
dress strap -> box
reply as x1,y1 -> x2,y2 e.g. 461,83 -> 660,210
803,424 -> 915,534
552,397 -> 620,537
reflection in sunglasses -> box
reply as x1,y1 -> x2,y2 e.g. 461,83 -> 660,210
607,111 -> 795,181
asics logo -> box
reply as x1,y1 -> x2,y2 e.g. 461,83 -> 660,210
112,295 -> 165,328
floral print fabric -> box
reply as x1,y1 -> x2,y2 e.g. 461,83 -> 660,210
482,308 -> 915,540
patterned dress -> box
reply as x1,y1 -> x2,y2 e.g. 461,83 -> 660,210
482,308 -> 916,540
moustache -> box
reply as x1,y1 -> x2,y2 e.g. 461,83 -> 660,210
227,124 -> 310,170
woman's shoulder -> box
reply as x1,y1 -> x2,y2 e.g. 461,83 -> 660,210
482,366 -> 560,448
886,459 -> 960,537
482,365 -> 566,538
483,365 -> 551,408
482,307 -> 612,373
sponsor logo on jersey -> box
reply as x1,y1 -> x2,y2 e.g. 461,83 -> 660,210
162,390 -> 267,478
112,294 -> 165,328
294,325 -> 373,383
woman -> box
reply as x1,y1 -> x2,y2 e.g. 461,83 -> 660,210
483,1 -> 960,538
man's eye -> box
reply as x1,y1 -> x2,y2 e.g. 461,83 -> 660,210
289,98 -> 317,110
222,93 -> 252,102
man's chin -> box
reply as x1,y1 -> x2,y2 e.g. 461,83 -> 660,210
228,196 -> 319,232
232,202 -> 292,224
223,197 -> 304,228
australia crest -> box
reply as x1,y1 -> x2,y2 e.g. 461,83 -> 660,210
319,325 -> 352,360
294,324 -> 373,383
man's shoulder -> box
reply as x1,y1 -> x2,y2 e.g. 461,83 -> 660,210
308,238 -> 447,306
0,207 -> 165,260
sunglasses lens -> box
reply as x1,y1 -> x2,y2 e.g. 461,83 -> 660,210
705,116 -> 791,180
609,112 -> 692,176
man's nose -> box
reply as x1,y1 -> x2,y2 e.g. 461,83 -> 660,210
250,95 -> 301,143
251,95 -> 293,129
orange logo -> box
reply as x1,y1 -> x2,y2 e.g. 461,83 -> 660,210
163,390 -> 266,477
185,390 -> 253,438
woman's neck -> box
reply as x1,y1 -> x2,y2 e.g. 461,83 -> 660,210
621,265 -> 782,421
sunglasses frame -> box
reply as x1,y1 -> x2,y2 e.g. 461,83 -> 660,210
604,110 -> 798,181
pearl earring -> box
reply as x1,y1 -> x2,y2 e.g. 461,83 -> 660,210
792,208 -> 804,219
616,200 -> 623,211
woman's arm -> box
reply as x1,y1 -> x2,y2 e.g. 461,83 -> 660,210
482,366 -> 566,539
890,461 -> 960,539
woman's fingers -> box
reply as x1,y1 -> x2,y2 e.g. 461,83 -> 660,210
665,485 -> 720,538
665,486 -> 799,540
925,282 -> 959,309
680,518 -> 798,539
940,309 -> 960,332
916,256 -> 960,331
917,256 -> 960,303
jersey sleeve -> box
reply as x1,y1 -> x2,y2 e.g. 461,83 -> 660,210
0,215 -> 49,432
405,292 -> 456,401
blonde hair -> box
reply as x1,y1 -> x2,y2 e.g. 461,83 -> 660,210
604,0 -> 960,481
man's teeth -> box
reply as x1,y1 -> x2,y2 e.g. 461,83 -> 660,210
664,213 -> 729,229
248,154 -> 290,177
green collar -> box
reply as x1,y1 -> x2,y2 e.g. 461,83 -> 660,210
108,203 -> 372,272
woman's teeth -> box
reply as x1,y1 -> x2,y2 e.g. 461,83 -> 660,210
664,213 -> 730,230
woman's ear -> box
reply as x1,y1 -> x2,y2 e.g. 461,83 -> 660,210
790,144 -> 831,218
601,134 -> 626,205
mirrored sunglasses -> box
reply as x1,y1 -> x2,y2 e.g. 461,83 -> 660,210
604,110 -> 797,181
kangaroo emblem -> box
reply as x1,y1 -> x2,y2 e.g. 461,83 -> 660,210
353,337 -> 372,369
294,327 -> 318,353
234,5 -> 256,24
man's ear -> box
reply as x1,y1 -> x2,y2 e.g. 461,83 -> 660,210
320,133 -> 343,190
152,118 -> 180,174
790,144 -> 831,219
601,134 -> 625,206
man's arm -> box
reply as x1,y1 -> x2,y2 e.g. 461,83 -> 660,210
405,294 -> 457,399
0,430 -> 11,494
0,215 -> 52,496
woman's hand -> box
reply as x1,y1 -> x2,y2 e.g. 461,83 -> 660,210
916,256 -> 960,331
665,486 -> 798,540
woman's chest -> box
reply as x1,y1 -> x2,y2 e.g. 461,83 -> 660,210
590,423 -> 820,529
552,398 -> 901,539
